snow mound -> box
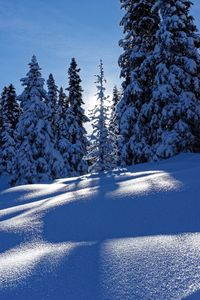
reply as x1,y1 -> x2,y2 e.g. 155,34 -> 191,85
0,154 -> 200,299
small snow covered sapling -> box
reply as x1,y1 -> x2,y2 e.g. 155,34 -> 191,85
87,60 -> 118,173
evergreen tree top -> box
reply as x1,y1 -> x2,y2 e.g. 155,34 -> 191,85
67,57 -> 88,124
91,60 -> 109,127
67,58 -> 83,103
7,84 -> 17,98
20,55 -> 44,88
67,58 -> 81,84
95,60 -> 108,101
19,55 -> 47,110
8,84 -> 15,90
1,85 -> 16,105
47,73 -> 57,88
0,84 -> 21,131
1,86 -> 8,98
47,73 -> 58,108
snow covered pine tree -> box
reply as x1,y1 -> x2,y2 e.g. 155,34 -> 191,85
87,60 -> 118,172
0,87 -> 8,174
56,87 -> 72,177
117,0 -> 159,165
66,58 -> 89,176
109,85 -> 121,165
0,84 -> 21,175
148,0 -> 200,159
117,0 -> 200,164
12,55 -> 64,185
47,73 -> 59,140
109,85 -> 121,133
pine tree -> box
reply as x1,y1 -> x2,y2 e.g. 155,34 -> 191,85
0,87 -> 7,146
47,73 -> 58,138
66,58 -> 89,176
109,86 -> 121,165
109,85 -> 121,132
87,60 -> 118,172
1,123 -> 16,175
0,85 -> 21,175
0,87 -> 8,174
4,84 -> 21,129
148,0 -> 200,159
56,87 -> 71,177
59,87 -> 69,110
117,0 -> 159,165
12,55 -> 64,185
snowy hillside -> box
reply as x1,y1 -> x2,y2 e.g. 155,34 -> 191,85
0,154 -> 200,300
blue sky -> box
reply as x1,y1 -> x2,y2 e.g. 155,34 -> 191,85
0,0 -> 200,109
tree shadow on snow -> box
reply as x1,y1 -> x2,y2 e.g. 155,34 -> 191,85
42,171 -> 200,244
0,242 -> 103,300
37,170 -> 200,298
1,168 -> 200,299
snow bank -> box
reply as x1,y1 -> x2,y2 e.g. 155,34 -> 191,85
0,154 -> 200,299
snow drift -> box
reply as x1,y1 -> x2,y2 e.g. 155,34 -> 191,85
0,154 -> 200,299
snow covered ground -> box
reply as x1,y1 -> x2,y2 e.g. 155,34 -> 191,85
0,154 -> 200,300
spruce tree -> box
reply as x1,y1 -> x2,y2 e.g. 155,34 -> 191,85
0,84 -> 21,174
59,87 -> 69,110
1,123 -> 16,175
109,85 -> 121,132
56,87 -> 71,177
12,55 -> 64,185
0,87 -> 7,146
149,0 -> 200,159
109,86 -> 121,165
0,87 -> 8,174
47,73 -> 58,139
87,60 -> 118,172
4,84 -> 21,129
66,58 -> 89,176
117,0 -> 159,165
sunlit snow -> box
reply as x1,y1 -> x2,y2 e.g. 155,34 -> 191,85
0,154 -> 200,299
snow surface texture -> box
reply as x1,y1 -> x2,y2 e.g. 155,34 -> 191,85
0,154 -> 200,299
